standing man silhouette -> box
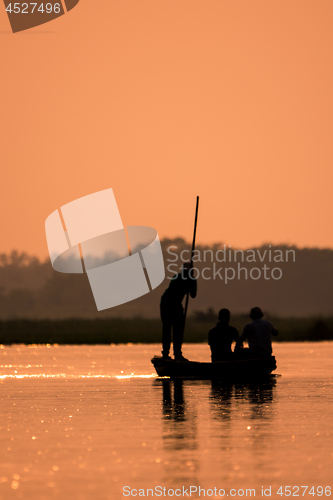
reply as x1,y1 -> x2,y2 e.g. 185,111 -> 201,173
160,263 -> 197,361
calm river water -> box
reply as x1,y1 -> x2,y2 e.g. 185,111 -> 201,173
0,342 -> 332,500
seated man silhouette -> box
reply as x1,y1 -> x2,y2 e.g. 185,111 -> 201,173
208,309 -> 239,362
160,262 -> 197,361
235,307 -> 278,358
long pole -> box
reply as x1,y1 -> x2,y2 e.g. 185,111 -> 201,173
183,196 -> 199,335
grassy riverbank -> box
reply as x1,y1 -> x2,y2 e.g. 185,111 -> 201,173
1,316 -> 333,345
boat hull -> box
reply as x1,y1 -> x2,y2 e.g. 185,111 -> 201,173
151,355 -> 277,380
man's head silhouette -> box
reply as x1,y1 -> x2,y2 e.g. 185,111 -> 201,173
218,308 -> 230,324
250,307 -> 264,320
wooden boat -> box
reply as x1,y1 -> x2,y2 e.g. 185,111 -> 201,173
151,355 -> 277,380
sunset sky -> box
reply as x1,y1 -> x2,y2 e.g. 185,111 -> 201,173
1,0 -> 333,259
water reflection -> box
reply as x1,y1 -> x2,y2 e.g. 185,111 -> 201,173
154,379 -> 199,486
1,344 -> 332,497
210,381 -> 234,421
160,379 -> 197,445
233,378 -> 276,420
154,377 -> 277,486
157,378 -> 277,426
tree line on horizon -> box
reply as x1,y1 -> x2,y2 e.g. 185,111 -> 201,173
0,239 -> 333,319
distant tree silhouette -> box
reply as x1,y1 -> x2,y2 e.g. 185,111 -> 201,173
0,242 -> 333,318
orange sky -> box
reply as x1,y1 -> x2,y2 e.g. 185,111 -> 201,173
1,0 -> 333,259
